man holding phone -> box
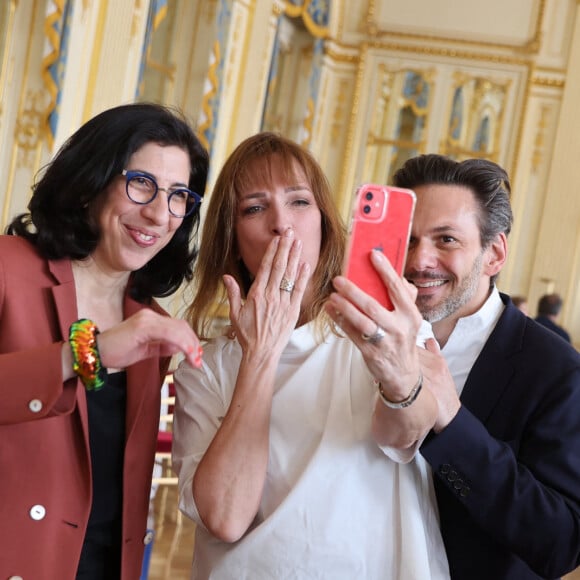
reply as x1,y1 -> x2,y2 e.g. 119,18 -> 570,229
390,154 -> 580,579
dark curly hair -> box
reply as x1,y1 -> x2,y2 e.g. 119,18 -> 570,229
6,102 -> 209,302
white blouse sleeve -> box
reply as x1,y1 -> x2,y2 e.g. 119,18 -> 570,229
172,340 -> 238,527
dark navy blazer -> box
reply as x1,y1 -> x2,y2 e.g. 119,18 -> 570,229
535,315 -> 571,344
421,294 -> 580,579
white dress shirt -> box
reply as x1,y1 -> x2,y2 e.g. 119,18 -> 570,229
441,287 -> 505,395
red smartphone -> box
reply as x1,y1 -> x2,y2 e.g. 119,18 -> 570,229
343,184 -> 416,310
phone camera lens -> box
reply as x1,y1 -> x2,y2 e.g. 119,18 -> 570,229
365,192 -> 373,201
363,205 -> 371,214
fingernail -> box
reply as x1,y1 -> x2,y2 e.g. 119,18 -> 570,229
284,227 -> 294,237
333,276 -> 345,288
198,346 -> 204,357
371,249 -> 386,262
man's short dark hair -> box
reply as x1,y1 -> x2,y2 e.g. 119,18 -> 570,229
393,154 -> 513,248
538,293 -> 563,317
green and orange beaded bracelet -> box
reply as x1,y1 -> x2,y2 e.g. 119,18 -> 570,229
69,318 -> 107,391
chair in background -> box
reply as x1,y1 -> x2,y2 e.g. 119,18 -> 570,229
141,373 -> 185,579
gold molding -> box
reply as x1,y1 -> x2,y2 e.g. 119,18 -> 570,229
325,39 -> 534,68
337,42 -> 368,218
531,104 -> 550,172
508,71 -> 533,202
366,0 -> 545,55
325,37 -> 531,67
15,91 -> 44,153
365,40 -> 531,67
531,76 -> 565,88
325,46 -> 359,64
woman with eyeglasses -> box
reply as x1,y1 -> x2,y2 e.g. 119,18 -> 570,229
0,103 -> 207,579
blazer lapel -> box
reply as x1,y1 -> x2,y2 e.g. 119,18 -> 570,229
460,295 -> 526,423
48,258 -> 78,340
46,258 -> 91,449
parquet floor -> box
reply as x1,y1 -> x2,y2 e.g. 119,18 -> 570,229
145,484 -> 580,580
146,483 -> 196,580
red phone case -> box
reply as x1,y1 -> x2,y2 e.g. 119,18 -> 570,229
344,184 -> 416,310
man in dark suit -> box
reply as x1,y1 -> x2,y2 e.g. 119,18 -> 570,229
535,292 -> 572,343
393,154 -> 580,579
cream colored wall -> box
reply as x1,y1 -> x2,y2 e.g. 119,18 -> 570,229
528,7 -> 580,345
0,0 -> 578,345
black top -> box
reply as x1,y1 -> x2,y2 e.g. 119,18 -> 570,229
76,372 -> 127,579
86,371 -> 127,529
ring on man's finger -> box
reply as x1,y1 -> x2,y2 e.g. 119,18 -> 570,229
280,277 -> 295,293
361,323 -> 386,344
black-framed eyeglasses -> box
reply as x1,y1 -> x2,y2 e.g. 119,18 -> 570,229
121,170 -> 202,218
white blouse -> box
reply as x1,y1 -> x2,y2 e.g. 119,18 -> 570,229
173,321 -> 450,580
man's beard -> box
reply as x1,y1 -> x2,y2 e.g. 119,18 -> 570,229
415,253 -> 484,323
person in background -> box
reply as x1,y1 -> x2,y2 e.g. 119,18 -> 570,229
380,153 -> 580,579
511,295 -> 529,316
0,103 -> 207,579
535,292 -> 571,343
172,132 -> 449,579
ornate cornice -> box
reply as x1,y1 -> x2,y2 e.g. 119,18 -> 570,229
365,0 -> 545,55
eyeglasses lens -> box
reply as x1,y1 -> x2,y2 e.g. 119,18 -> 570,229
168,191 -> 192,218
127,175 -> 156,203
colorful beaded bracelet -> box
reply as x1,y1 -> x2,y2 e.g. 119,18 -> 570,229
69,318 -> 107,391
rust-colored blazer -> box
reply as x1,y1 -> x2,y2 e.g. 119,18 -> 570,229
0,236 -> 170,579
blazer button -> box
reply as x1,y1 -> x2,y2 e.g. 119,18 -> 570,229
143,530 -> 155,545
447,470 -> 458,482
28,399 -> 43,413
440,464 -> 451,475
453,480 -> 463,490
29,504 -> 46,520
460,486 -> 471,497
